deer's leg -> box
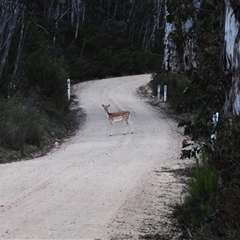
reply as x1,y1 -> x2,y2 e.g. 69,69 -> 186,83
128,120 -> 134,134
123,120 -> 129,135
110,121 -> 114,136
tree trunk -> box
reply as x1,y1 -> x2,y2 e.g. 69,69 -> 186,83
163,1 -> 179,72
145,0 -> 162,49
223,0 -> 240,115
142,19 -> 150,50
113,0 -> 118,19
13,6 -> 26,77
75,15 -> 80,39
0,2 -> 20,81
74,0 -> 83,39
163,0 -> 201,73
71,0 -> 75,23
182,1 -> 201,72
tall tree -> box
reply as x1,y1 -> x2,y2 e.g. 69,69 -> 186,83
163,0 -> 201,73
223,0 -> 240,115
0,1 -> 22,80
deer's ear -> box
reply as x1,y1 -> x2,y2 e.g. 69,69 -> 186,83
108,104 -> 110,107
102,104 -> 104,107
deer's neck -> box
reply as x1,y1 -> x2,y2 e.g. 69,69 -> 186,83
105,110 -> 111,118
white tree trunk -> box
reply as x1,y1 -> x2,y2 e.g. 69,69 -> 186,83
182,1 -> 201,71
13,6 -> 26,77
145,0 -> 162,50
71,0 -> 75,23
163,0 -> 201,73
163,2 -> 179,72
74,0 -> 83,39
223,0 -> 240,115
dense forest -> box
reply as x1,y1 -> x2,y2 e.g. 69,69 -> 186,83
1,0 -> 240,239
0,0 -> 164,160
152,0 -> 240,239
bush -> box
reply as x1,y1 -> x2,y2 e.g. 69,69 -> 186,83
172,151 -> 219,232
67,44 -> 161,81
0,95 -> 44,155
209,115 -> 240,182
189,152 -> 219,203
150,73 -> 190,106
23,39 -> 69,112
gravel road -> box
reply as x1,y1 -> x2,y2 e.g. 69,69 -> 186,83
0,74 -> 185,239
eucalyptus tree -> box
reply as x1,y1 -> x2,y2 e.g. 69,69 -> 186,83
223,0 -> 240,115
0,0 -> 24,81
0,0 -> 165,92
163,0 -> 201,73
162,0 -> 240,116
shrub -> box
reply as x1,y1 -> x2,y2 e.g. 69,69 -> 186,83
209,115 -> 240,182
172,151 -> 219,230
23,39 -> 69,113
0,95 -> 44,155
150,73 -> 190,106
67,45 -> 161,81
189,152 -> 219,204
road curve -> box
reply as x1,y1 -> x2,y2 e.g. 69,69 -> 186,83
0,74 -> 184,239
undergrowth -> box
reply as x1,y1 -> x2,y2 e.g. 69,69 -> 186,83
149,0 -> 239,238
149,73 -> 190,108
0,94 -> 74,163
150,70 -> 240,238
172,152 -> 219,237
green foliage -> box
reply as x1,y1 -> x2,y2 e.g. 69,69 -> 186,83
189,152 -> 218,204
154,0 -> 224,141
24,41 -> 69,110
180,114 -> 240,238
164,1 -> 240,237
209,115 -> 240,182
67,46 -> 161,81
113,49 -> 135,75
0,95 -> 44,156
151,73 -> 190,106
172,152 -> 219,237
0,26 -> 71,162
0,93 -> 70,163
217,179 -> 240,238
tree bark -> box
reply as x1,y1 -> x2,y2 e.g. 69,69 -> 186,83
223,0 -> 240,115
0,2 -> 20,81
13,6 -> 26,77
74,0 -> 83,39
163,0 -> 201,73
163,1 -> 179,72
145,0 -> 163,49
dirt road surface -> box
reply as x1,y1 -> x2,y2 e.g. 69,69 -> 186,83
0,74 -> 185,239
